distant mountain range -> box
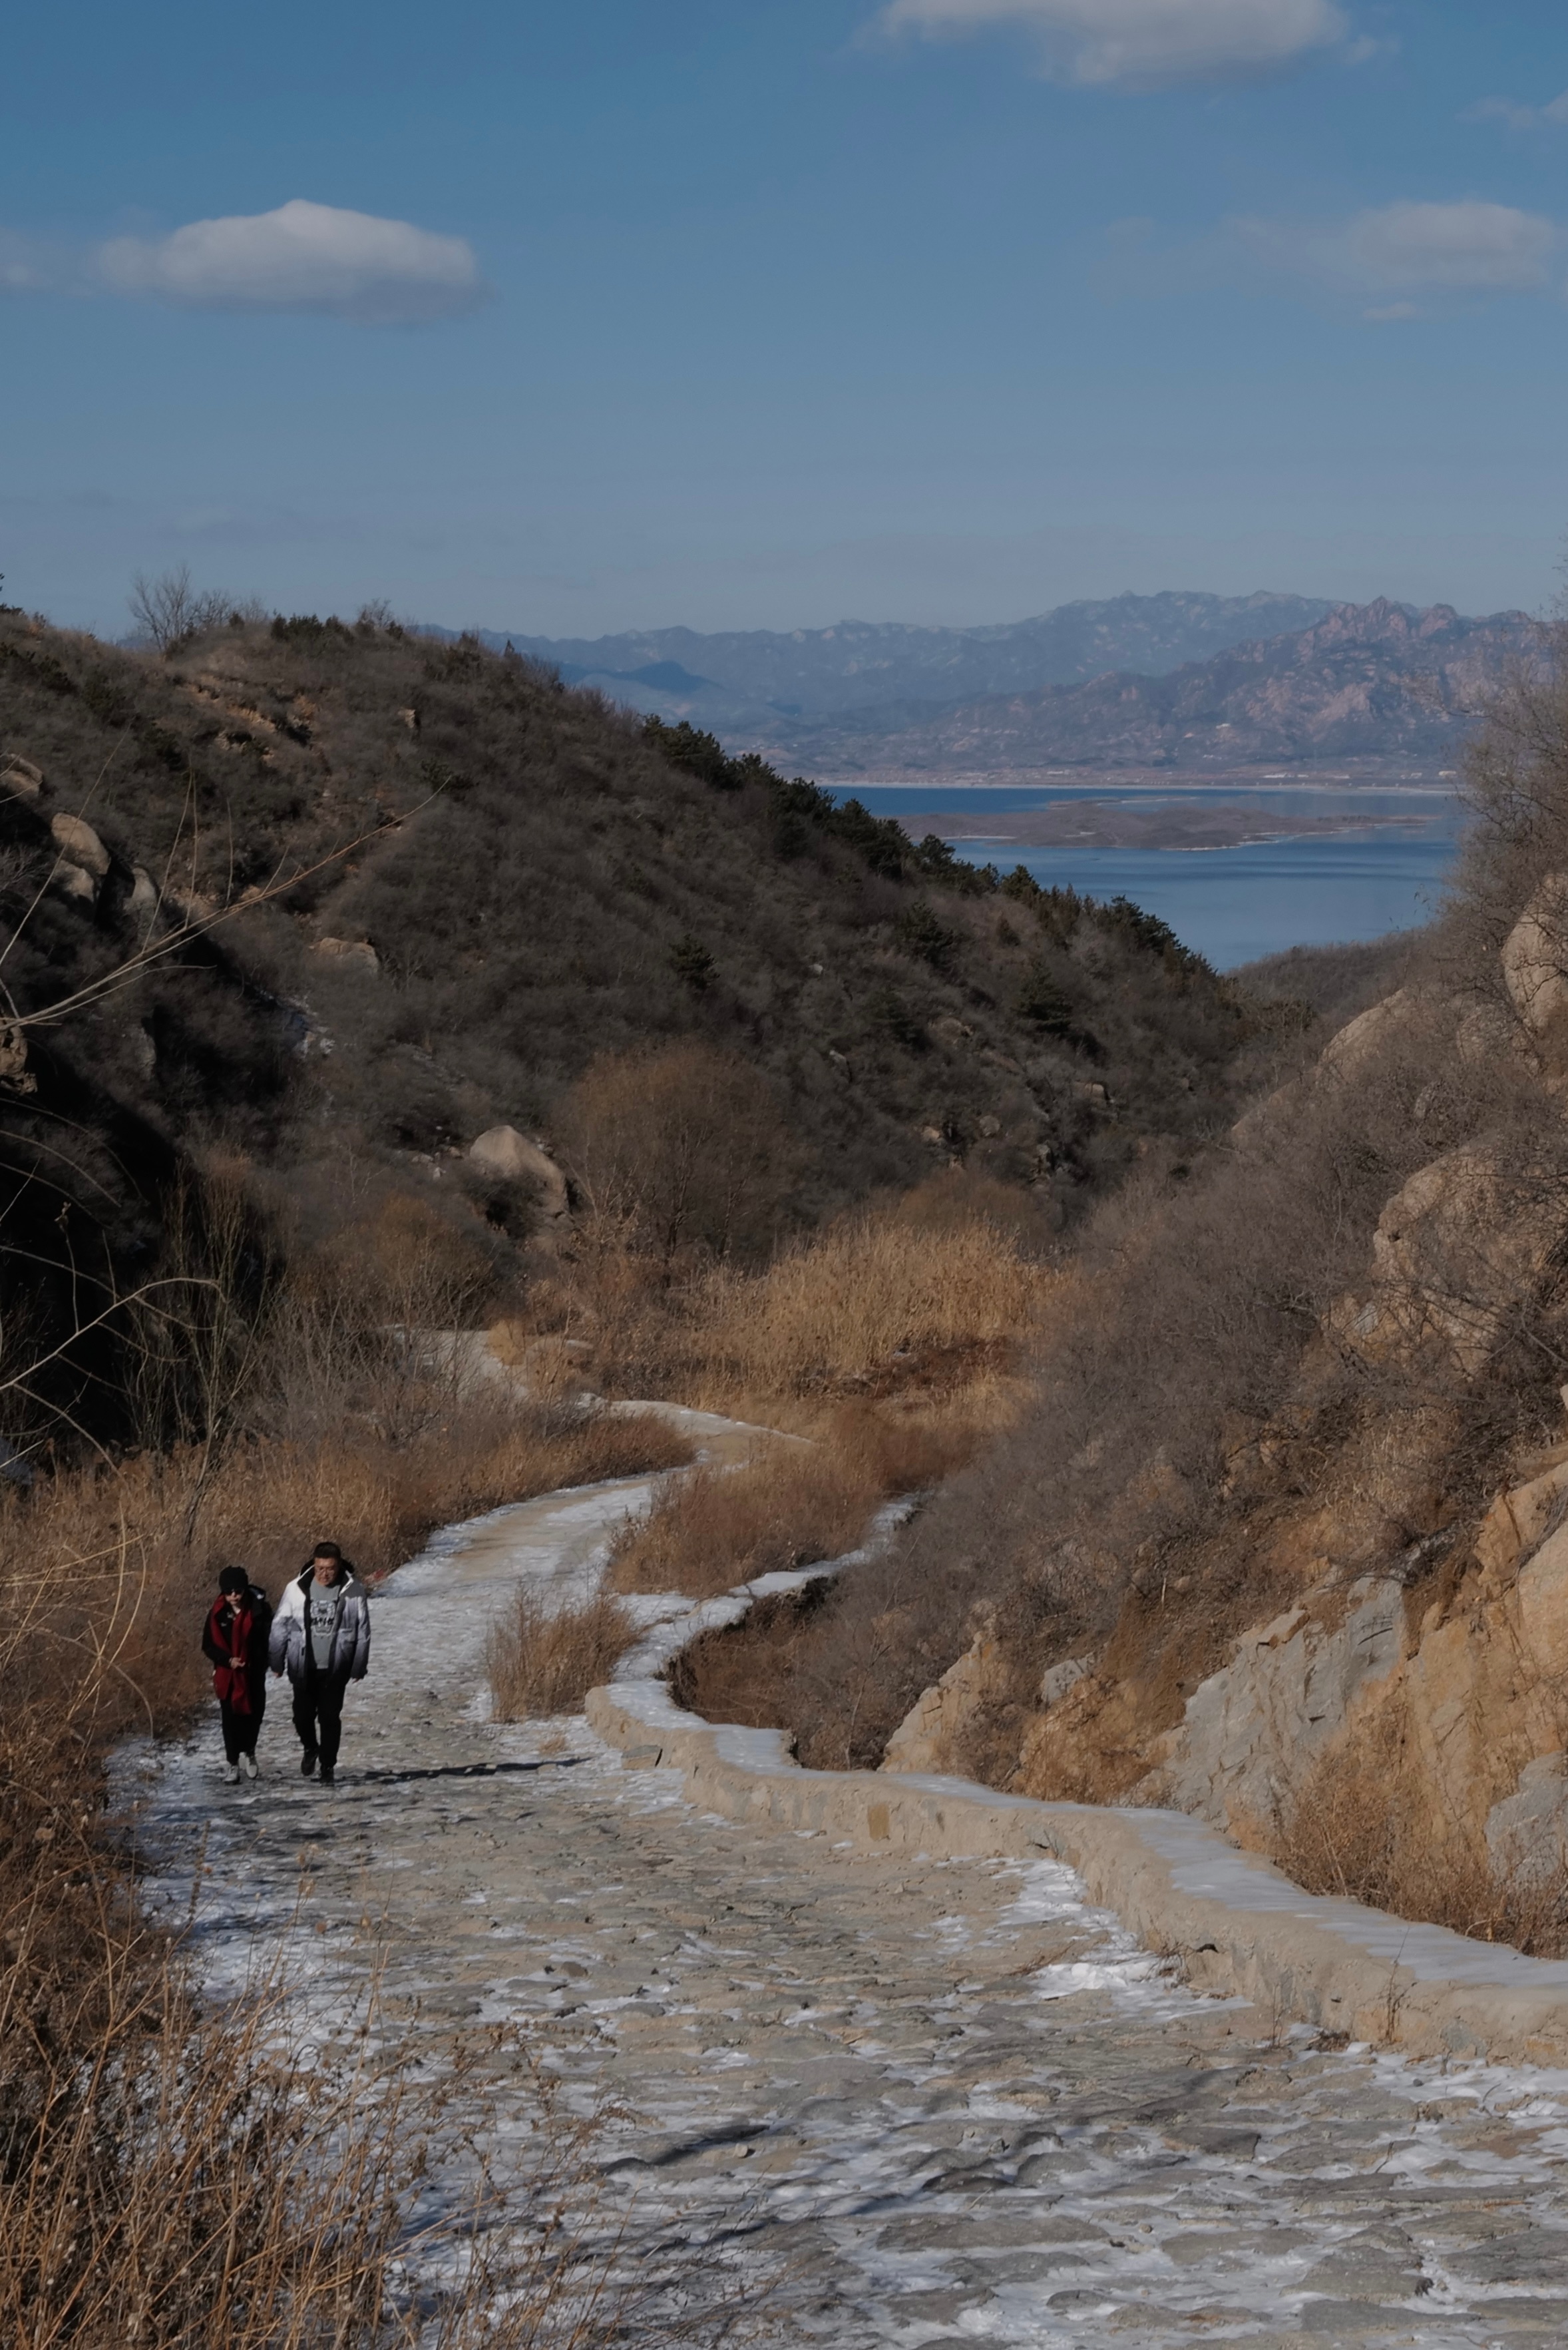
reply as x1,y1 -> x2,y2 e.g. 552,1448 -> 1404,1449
475,591 -> 1335,732
451,590 -> 1542,776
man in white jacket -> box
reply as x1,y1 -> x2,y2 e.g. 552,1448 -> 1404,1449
268,1541 -> 371,1787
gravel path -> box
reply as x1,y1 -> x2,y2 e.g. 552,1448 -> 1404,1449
121,1460 -> 1568,2347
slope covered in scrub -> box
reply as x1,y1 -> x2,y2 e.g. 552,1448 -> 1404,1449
0,604 -> 1273,1448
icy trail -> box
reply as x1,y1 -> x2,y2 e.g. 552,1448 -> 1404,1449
121,1425 -> 1568,2346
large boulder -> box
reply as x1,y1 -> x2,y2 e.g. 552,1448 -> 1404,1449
2,753 -> 43,798
49,812 -> 108,879
311,935 -> 380,975
467,1126 -> 568,1224
1501,877 -> 1568,1067
1330,1143 -> 1568,1379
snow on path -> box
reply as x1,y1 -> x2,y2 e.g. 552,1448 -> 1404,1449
119,1447 -> 1568,2346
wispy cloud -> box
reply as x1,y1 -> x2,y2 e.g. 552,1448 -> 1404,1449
1233,199 -> 1561,313
1465,91 -> 1568,134
873,0 -> 1350,89
96,200 -> 485,324
0,200 -> 485,324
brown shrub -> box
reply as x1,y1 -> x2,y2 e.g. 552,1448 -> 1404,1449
487,1585 -> 640,1718
555,1039 -> 794,1262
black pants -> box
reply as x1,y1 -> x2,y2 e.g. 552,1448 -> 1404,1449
292,1673 -> 350,1770
219,1682 -> 266,1764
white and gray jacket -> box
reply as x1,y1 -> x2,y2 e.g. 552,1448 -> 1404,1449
269,1567 -> 371,1685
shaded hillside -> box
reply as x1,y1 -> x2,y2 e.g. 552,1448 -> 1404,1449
770,599 -> 1535,774
0,608 -> 1276,1443
481,590 -> 1334,735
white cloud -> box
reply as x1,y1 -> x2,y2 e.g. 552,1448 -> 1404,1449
1237,199 -> 1561,306
1466,91 -> 1568,132
875,0 -> 1349,88
96,199 -> 484,324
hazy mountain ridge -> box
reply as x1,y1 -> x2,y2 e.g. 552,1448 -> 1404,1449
767,598 -> 1540,775
466,590 -> 1335,732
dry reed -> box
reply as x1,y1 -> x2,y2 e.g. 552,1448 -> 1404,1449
487,1586 -> 640,1718
692,1206 -> 1050,1403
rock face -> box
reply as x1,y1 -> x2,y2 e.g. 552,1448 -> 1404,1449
1487,1754 -> 1568,1887
466,1126 -> 569,1225
1153,1581 -> 1406,1847
897,907 -> 1568,1885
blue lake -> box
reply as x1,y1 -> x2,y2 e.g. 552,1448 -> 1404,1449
825,784 -> 1464,971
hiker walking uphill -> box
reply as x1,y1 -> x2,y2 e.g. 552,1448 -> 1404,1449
203,1566 -> 274,1783
270,1542 -> 371,1787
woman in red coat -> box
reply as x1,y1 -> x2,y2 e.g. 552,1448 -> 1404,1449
202,1566 -> 274,1783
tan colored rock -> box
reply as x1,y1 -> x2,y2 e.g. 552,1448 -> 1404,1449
51,861 -> 95,903
1153,1580 -> 1406,1846
311,935 -> 380,975
1501,877 -> 1568,1065
881,1627 -> 1006,1775
128,866 -> 158,919
49,812 -> 108,877
467,1126 -> 569,1222
1475,1455 -> 1568,1581
1330,1144 -> 1568,1379
1,753 -> 43,797
1317,989 -> 1412,1083
1486,1754 -> 1568,1887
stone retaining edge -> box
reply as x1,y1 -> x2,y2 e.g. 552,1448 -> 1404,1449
584,1681 -> 1568,2066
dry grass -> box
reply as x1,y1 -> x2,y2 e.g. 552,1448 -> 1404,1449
1276,1716 -> 1568,1960
487,1586 -> 640,1718
691,1198 -> 1052,1405
601,1396 -> 977,1605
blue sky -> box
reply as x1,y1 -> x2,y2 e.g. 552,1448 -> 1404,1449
5,1 -> 1568,637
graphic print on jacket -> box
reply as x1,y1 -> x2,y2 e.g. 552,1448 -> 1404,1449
309,1582 -> 344,1674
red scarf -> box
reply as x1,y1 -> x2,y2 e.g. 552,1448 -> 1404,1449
208,1596 -> 255,1714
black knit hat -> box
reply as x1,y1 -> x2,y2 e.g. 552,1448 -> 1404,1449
218,1565 -> 248,1594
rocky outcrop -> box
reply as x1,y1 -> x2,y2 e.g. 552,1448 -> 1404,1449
1,753 -> 43,797
881,1625 -> 1008,1774
1502,877 -> 1568,1069
1151,1579 -> 1406,1847
467,1126 -> 569,1225
49,812 -> 109,877
1327,1143 -> 1568,1379
311,935 -> 380,975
